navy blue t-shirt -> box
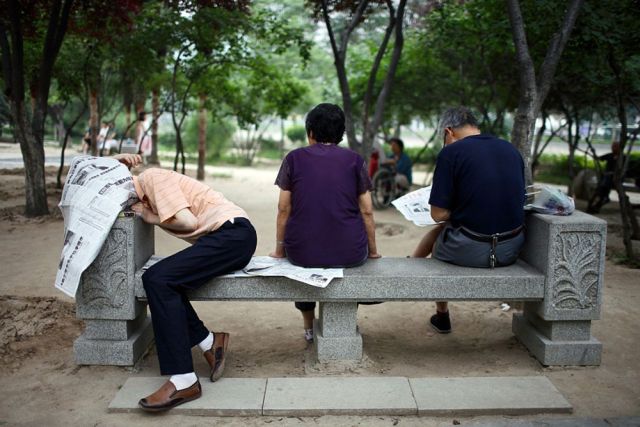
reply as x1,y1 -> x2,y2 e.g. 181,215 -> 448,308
429,134 -> 525,235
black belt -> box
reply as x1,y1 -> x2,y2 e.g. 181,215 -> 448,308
459,225 -> 524,243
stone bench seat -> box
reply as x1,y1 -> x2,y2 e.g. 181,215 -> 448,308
134,258 -> 545,302
74,211 -> 606,368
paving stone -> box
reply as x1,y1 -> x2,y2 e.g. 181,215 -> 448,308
606,417 -> 640,427
108,377 -> 266,416
409,376 -> 572,416
464,417 -> 610,427
263,377 -> 417,416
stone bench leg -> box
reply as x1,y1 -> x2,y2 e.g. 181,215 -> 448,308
74,217 -> 155,366
513,211 -> 606,366
313,302 -> 363,361
513,306 -> 601,365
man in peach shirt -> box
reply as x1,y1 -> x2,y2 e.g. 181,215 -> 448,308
114,154 -> 257,412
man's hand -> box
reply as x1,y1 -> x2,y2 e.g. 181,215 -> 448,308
368,252 -> 382,259
113,153 -> 142,168
131,202 -> 160,224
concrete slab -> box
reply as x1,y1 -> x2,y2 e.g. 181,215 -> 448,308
463,417 -> 608,427
409,376 -> 572,416
108,377 -> 266,416
263,377 -> 417,416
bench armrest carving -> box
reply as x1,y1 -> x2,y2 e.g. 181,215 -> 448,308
521,211 -> 607,321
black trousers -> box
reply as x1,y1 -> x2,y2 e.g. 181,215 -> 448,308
142,218 -> 257,375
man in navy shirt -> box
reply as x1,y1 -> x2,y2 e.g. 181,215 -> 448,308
412,107 -> 525,334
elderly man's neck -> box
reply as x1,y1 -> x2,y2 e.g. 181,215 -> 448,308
453,125 -> 481,140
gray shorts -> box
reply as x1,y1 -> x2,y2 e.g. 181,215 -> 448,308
433,225 -> 525,268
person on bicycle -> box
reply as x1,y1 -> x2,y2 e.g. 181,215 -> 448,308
412,107 -> 525,335
382,137 -> 413,192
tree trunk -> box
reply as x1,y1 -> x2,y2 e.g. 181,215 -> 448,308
11,100 -> 49,216
124,103 -> 132,137
149,88 -> 160,165
507,0 -> 584,184
88,88 -> 99,156
197,93 -> 207,181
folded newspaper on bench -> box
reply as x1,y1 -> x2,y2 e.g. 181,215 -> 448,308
142,255 -> 343,288
55,156 -> 138,298
391,186 -> 439,226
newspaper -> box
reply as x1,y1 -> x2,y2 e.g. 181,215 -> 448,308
55,156 -> 138,298
391,186 -> 440,226
142,255 -> 344,289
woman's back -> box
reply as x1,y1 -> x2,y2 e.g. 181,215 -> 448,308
276,143 -> 370,267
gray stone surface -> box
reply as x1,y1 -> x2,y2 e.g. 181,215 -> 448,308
77,217 -> 152,321
74,316 -> 154,365
263,377 -> 416,416
606,417 -> 640,427
462,417 -> 609,427
314,319 -> 363,361
109,377 -> 266,415
521,212 -> 606,322
513,313 -> 601,365
83,311 -> 148,340
134,258 -> 545,302
524,311 -> 592,341
410,376 -> 572,415
318,302 -> 358,337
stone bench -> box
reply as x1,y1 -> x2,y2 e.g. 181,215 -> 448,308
74,211 -> 606,367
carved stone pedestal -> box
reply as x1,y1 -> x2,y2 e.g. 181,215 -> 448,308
513,211 -> 607,366
74,217 -> 155,365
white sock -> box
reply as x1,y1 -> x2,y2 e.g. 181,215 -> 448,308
198,332 -> 214,352
169,372 -> 197,390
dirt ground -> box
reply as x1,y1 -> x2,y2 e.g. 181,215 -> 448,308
0,143 -> 638,426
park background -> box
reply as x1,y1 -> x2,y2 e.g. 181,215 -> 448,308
0,0 -> 639,425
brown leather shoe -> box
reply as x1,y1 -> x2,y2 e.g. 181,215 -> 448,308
138,380 -> 201,412
203,331 -> 229,382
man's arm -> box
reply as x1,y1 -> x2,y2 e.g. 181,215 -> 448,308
359,191 -> 381,258
269,190 -> 292,258
430,205 -> 450,222
131,203 -> 198,232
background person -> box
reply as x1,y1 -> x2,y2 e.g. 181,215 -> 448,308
269,103 -> 381,343
382,137 -> 413,192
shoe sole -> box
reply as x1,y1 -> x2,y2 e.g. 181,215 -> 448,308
210,332 -> 229,382
430,323 -> 452,334
139,392 -> 202,412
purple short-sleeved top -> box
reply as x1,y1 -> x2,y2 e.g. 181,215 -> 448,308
275,143 -> 372,268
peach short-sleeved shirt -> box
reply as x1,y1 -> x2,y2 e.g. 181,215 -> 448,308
133,168 -> 248,243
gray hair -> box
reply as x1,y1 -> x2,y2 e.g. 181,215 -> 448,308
437,106 -> 479,135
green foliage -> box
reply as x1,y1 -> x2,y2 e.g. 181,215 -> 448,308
405,145 -> 440,166
183,115 -> 235,161
286,124 -> 307,143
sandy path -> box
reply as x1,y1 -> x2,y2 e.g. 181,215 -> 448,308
0,156 -> 638,425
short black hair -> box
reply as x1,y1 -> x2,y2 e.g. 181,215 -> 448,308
305,103 -> 345,144
389,137 -> 404,152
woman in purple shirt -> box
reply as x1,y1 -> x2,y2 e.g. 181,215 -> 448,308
270,103 -> 380,343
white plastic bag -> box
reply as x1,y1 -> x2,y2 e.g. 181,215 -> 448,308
525,184 -> 575,216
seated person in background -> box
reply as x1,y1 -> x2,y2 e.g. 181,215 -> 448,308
588,141 -> 621,213
412,107 -> 525,334
270,103 -> 381,343
382,137 -> 412,192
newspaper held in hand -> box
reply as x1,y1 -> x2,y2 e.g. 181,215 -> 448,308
391,186 -> 440,226
55,156 -> 138,298
222,256 -> 343,288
